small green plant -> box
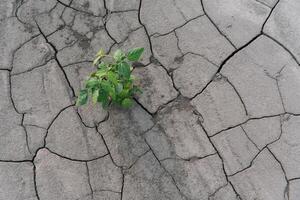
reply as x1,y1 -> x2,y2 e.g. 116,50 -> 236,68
76,48 -> 144,109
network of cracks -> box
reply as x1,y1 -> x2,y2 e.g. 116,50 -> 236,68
0,0 -> 300,199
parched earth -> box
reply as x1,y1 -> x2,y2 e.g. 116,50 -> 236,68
1,0 -> 300,199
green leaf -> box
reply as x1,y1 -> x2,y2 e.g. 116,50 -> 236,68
118,62 -> 131,79
98,62 -> 107,70
85,78 -> 99,89
76,89 -> 88,106
97,88 -> 110,109
95,69 -> 107,78
96,88 -> 109,109
127,48 -> 144,61
107,71 -> 118,85
119,89 -> 129,98
98,88 -> 108,102
77,48 -> 144,110
101,81 -> 112,93
121,98 -> 133,108
116,83 -> 123,94
101,81 -> 116,101
113,49 -> 125,62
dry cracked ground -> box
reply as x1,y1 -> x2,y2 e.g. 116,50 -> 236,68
1,0 -> 300,199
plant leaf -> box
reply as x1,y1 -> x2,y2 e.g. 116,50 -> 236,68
107,71 -> 118,85
98,62 -> 107,70
98,88 -> 108,102
96,49 -> 106,57
85,78 -> 99,89
93,49 -> 106,65
113,49 -> 125,62
92,89 -> 99,103
97,88 -> 110,109
101,81 -> 112,93
95,69 -> 107,78
130,74 -> 136,81
101,81 -> 116,100
77,48 -> 144,110
121,98 -> 133,108
127,48 -> 144,61
93,56 -> 101,66
118,62 -> 131,79
116,83 -> 123,94
119,89 -> 129,98
76,89 -> 88,106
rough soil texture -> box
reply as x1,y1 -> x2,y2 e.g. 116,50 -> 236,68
0,0 -> 299,199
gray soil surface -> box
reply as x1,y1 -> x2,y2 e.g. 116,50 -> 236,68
0,0 -> 299,199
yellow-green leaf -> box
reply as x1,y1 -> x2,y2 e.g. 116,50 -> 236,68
113,49 -> 125,62
93,49 -> 106,65
96,49 -> 105,58
92,89 -> 99,103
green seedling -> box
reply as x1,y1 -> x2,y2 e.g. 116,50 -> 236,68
76,48 -> 144,109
